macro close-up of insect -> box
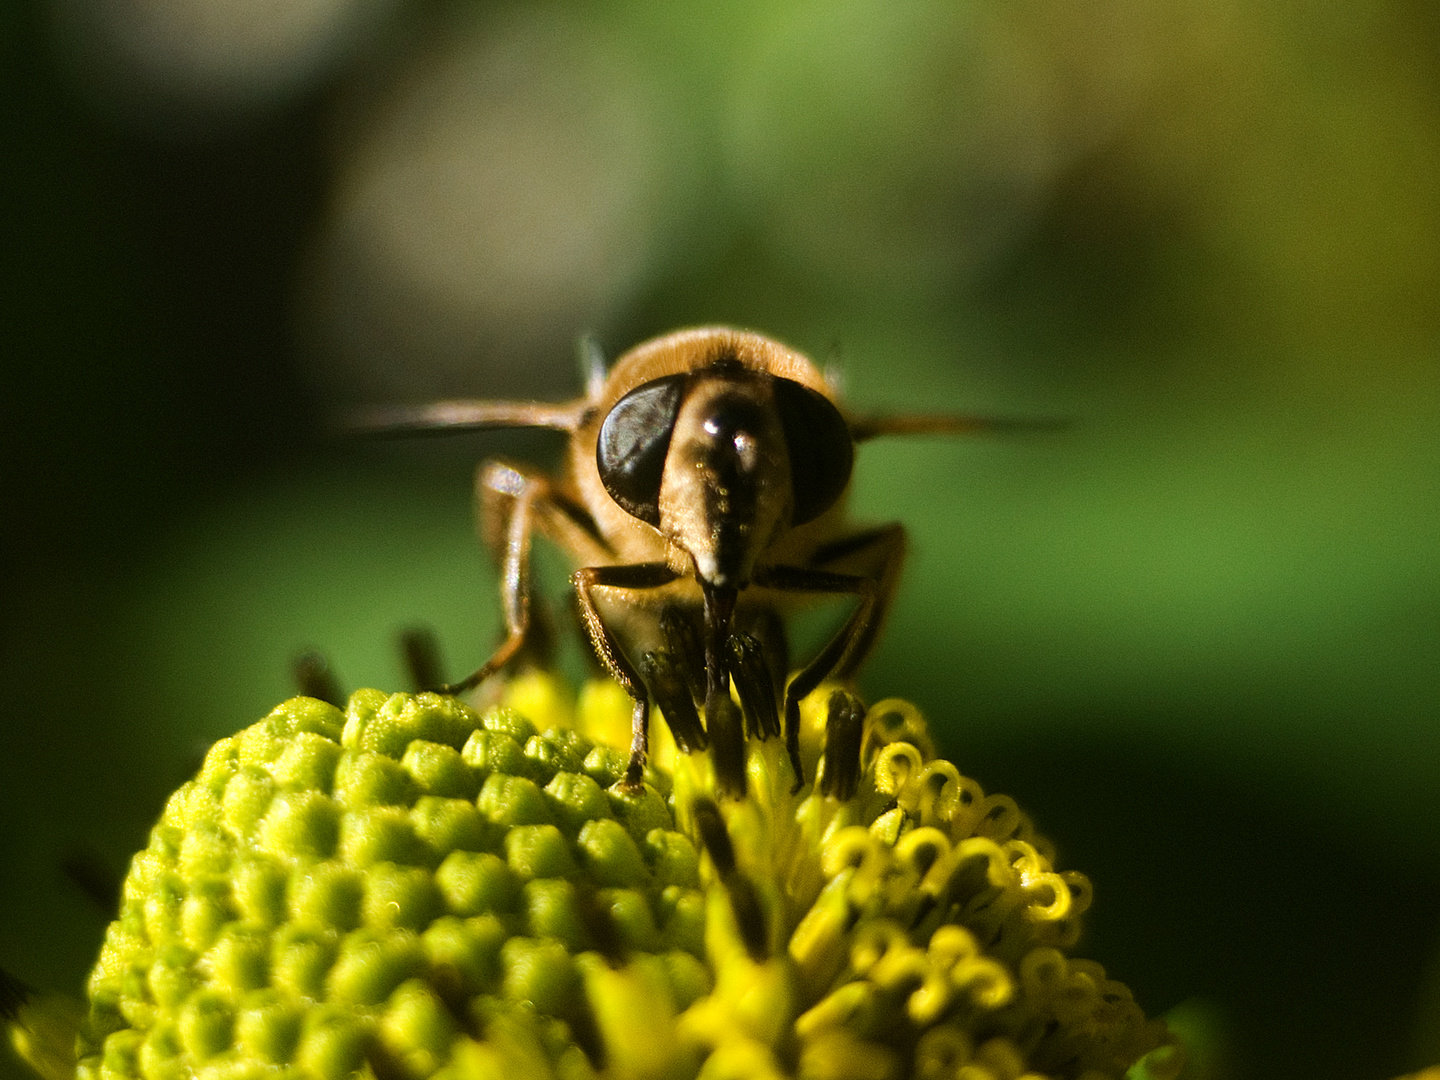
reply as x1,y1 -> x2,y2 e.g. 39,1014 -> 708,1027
356,326 -> 1008,799
9,3 -> 1440,1074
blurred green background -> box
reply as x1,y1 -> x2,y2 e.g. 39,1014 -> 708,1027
3,0 -> 1440,1077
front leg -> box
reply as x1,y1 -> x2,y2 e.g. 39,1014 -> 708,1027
573,562 -> 681,787
755,526 -> 904,788
445,461 -> 617,695
807,522 -> 905,681
442,463 -> 549,695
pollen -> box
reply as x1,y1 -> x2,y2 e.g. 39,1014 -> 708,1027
12,675 -> 1179,1080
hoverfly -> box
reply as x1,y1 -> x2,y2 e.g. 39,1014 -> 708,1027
356,327 -> 1015,797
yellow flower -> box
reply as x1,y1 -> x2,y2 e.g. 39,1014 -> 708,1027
8,673 -> 1179,1080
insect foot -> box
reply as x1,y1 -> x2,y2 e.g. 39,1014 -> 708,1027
8,670 -> 1181,1080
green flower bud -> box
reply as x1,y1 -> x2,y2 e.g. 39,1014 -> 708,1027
9,671 -> 1179,1080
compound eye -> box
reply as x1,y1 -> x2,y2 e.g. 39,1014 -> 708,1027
774,377 -> 853,524
597,374 -> 687,525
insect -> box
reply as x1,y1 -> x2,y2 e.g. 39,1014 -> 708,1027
357,327 -> 1013,797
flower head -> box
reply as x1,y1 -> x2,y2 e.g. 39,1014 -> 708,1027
11,674 -> 1177,1080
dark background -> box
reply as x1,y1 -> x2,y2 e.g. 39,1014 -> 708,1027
4,1 -> 1440,1078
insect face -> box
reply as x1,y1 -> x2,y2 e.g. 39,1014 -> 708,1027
658,373 -> 793,589
580,333 -> 853,563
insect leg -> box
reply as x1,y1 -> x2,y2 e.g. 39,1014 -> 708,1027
701,583 -> 747,799
658,604 -> 707,701
443,462 -> 549,695
755,531 -> 904,788
476,458 -> 616,568
572,562 -> 682,787
727,633 -> 781,741
637,649 -> 707,754
807,522 -> 906,681
754,565 -> 874,787
447,461 -> 615,695
638,604 -> 709,756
